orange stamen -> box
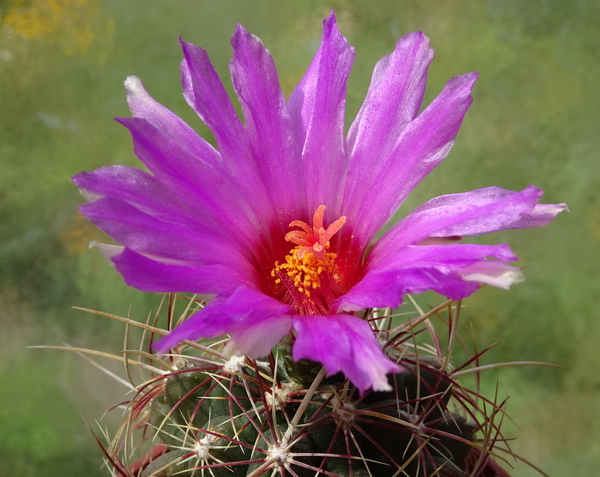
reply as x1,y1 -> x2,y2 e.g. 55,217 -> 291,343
284,205 -> 346,258
272,206 -> 347,314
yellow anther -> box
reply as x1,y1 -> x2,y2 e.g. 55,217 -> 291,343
271,206 -> 346,313
271,245 -> 338,300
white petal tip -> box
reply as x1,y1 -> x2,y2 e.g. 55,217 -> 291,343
124,75 -> 143,92
371,378 -> 393,392
462,269 -> 525,290
89,241 -> 124,260
78,188 -> 103,202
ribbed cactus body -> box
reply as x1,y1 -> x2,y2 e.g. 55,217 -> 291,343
139,352 -> 478,477
95,300 -> 518,477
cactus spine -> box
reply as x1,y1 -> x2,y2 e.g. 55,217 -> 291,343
81,296 -> 525,477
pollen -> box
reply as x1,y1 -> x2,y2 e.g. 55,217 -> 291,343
270,205 -> 346,314
271,247 -> 339,297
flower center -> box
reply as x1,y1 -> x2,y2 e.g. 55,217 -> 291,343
271,205 -> 346,315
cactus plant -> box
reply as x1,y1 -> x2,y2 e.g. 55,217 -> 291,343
64,10 -> 565,477
62,294 -> 553,477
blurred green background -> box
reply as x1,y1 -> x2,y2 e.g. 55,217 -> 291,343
0,0 -> 598,475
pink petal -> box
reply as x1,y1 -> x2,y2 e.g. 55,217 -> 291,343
179,40 -> 246,160
229,25 -> 305,224
343,31 -> 434,227
73,166 -> 201,224
154,286 -> 293,354
292,314 -> 401,393
373,243 -> 518,273
112,248 -> 252,295
117,117 -> 267,256
346,72 -> 478,249
224,315 -> 293,358
124,75 -> 216,162
371,186 -> 567,267
288,13 -> 355,217
79,197 -> 250,269
336,244 -> 519,311
180,40 -> 276,224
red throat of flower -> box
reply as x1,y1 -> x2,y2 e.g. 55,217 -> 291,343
271,206 -> 347,315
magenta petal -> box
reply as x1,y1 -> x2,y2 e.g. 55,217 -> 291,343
374,243 -> 518,272
229,26 -> 304,222
412,186 -> 564,238
347,72 -> 478,248
288,13 -> 355,217
112,248 -> 251,295
371,186 -> 567,267
73,166 -> 201,224
337,244 -> 519,311
121,79 -> 243,225
180,40 -> 247,159
154,287 -> 294,355
292,314 -> 401,393
503,201 -> 569,229
344,32 -> 434,224
117,117 -> 268,251
80,197 -> 250,269
337,269 -> 478,311
180,40 -> 276,223
115,117 -> 222,209
224,315 -> 293,358
124,76 -> 216,161
347,32 -> 433,158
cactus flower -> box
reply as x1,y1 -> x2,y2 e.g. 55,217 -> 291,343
73,13 -> 566,393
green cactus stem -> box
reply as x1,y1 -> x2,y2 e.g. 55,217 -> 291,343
65,295 -> 552,477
